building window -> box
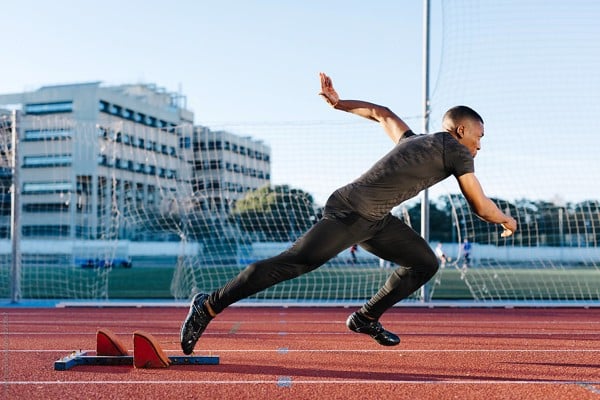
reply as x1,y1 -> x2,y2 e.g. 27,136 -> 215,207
25,101 -> 73,114
23,225 -> 70,237
23,203 -> 70,213
179,137 -> 191,149
109,104 -> 122,115
24,129 -> 72,141
23,182 -> 72,194
23,154 -> 72,167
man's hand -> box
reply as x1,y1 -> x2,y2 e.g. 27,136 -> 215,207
500,217 -> 518,238
319,72 -> 339,107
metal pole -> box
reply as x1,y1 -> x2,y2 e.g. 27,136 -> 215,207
10,110 -> 21,303
420,0 -> 431,302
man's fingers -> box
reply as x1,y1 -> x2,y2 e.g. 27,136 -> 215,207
319,73 -> 338,106
320,72 -> 332,88
500,224 -> 514,237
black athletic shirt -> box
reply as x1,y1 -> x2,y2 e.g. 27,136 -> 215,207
331,131 -> 474,221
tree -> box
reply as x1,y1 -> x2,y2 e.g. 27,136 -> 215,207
230,185 -> 316,242
405,198 -> 454,242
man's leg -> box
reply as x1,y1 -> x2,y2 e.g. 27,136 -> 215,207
358,215 -> 439,320
181,212 -> 374,353
343,215 -> 437,346
209,215 -> 368,313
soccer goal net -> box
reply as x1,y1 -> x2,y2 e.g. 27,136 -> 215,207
0,0 -> 598,304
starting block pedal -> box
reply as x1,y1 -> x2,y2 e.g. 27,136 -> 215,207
133,330 -> 170,368
54,328 -> 219,371
97,328 -> 129,356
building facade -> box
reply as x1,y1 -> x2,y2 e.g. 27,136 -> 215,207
191,126 -> 271,217
0,111 -> 12,238
0,82 -> 271,241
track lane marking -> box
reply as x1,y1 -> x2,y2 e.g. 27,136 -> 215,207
5,379 -> 600,385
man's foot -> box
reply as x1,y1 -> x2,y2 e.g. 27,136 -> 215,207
180,293 -> 213,355
346,312 -> 400,346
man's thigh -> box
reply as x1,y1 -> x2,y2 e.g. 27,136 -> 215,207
360,215 -> 435,268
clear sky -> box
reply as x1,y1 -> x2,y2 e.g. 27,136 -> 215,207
0,0 -> 424,123
2,1 -> 599,206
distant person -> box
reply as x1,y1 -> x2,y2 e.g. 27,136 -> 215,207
435,242 -> 449,268
180,72 -> 517,354
461,238 -> 472,268
350,244 -> 358,264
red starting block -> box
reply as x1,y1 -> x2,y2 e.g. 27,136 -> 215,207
54,328 -> 219,370
97,328 -> 129,356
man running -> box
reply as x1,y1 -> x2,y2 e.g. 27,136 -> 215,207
180,73 -> 517,354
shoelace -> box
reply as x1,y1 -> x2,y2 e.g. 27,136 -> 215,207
356,319 -> 384,334
368,321 -> 384,334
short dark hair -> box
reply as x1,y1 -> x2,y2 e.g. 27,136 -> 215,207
443,105 -> 484,125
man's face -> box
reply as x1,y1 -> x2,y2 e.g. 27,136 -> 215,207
457,120 -> 485,157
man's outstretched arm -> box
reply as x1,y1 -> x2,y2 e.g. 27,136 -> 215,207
457,172 -> 518,237
319,72 -> 411,143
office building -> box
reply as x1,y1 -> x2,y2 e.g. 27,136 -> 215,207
0,82 -> 271,241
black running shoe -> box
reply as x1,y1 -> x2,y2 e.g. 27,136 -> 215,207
180,293 -> 213,355
346,312 -> 400,346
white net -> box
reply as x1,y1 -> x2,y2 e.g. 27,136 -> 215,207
1,0 -> 599,303
423,0 -> 600,301
0,112 -> 599,302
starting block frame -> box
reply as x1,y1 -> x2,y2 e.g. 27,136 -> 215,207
54,351 -> 220,371
54,328 -> 219,370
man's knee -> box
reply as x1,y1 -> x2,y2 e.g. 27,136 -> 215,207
418,252 -> 439,282
238,261 -> 263,283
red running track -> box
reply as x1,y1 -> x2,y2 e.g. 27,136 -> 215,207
1,306 -> 600,399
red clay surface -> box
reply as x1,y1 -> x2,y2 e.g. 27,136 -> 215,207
2,306 -> 599,399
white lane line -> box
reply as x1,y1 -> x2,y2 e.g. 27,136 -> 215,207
5,379 -> 600,385
578,383 -> 600,394
4,331 -> 600,337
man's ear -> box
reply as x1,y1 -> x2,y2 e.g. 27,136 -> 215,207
456,125 -> 465,138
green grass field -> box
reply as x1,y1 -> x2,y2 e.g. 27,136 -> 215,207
1,264 -> 598,301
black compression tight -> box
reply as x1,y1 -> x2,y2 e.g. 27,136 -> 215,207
207,211 -> 439,319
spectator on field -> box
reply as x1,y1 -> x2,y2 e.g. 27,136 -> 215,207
435,242 -> 449,268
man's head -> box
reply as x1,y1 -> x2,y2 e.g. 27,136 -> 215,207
443,106 -> 484,157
